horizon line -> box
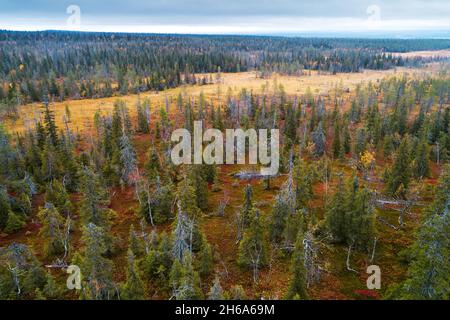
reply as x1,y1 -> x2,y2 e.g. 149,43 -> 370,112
1,28 -> 450,40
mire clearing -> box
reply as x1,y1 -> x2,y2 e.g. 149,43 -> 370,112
4,63 -> 442,135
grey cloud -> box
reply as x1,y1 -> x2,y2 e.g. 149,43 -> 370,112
1,0 -> 449,19
0,0 -> 449,33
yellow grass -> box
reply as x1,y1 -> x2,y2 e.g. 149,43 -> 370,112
3,63 -> 443,135
391,49 -> 450,59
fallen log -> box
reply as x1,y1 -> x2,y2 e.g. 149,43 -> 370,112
375,199 -> 409,206
233,171 -> 278,180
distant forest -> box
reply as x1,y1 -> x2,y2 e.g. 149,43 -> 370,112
1,31 -> 449,106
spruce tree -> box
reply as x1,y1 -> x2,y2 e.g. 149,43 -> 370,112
269,195 -> 289,243
348,187 -> 376,251
173,253 -> 203,300
355,128 -> 367,157
344,175 -> 359,219
284,103 -> 297,143
325,174 -> 347,242
145,232 -> 173,287
283,209 -> 305,249
3,211 -> 26,234
332,120 -> 341,159
0,243 -> 48,298
40,143 -> 63,183
389,166 -> 449,299
78,167 -> 112,229
43,272 -> 63,299
169,258 -> 184,293
342,119 -> 351,154
0,186 -> 12,230
189,165 -> 209,212
228,285 -> 247,300
241,184 -> 253,228
285,231 -> 309,300
45,180 -> 73,216
311,122 -> 326,157
128,224 -> 145,258
184,102 -> 194,133
136,99 -> 150,134
178,175 -> 201,218
202,164 -> 217,185
208,277 -> 224,300
56,143 -> 79,192
37,204 -> 68,257
295,159 -> 313,209
214,105 -> 224,131
78,223 -> 117,300
0,126 -> 18,180
172,202 -> 204,261
237,209 -> 268,282
43,101 -> 58,147
121,249 -> 146,300
413,136 -> 430,178
177,92 -> 183,112
145,146 -> 163,183
196,238 -> 213,277
119,133 -> 137,185
111,101 -> 123,144
386,137 -> 411,197
138,179 -> 174,225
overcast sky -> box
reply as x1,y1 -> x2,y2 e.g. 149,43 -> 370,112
1,0 -> 450,36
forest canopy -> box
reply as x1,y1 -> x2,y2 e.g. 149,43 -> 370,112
1,30 -> 449,107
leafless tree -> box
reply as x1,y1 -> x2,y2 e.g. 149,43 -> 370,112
235,211 -> 244,243
172,202 -> 194,261
303,232 -> 321,287
346,241 -> 358,273
216,191 -> 229,217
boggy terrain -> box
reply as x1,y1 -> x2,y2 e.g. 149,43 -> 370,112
0,38 -> 449,300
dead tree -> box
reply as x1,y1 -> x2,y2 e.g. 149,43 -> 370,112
281,151 -> 296,214
216,192 -> 230,217
234,171 -> 277,180
135,175 -> 155,226
62,215 -> 71,259
249,246 -> 263,284
370,237 -> 378,263
139,218 -> 151,254
373,191 -> 419,228
346,242 -> 358,273
62,114 -> 75,145
396,193 -> 418,227
172,202 -> 194,261
235,212 -> 244,243
0,244 -> 35,296
303,232 -> 321,287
